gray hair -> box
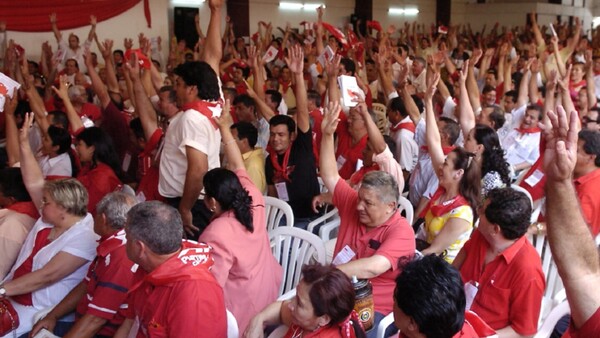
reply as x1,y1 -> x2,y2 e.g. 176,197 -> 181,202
126,201 -> 182,255
360,171 -> 399,205
68,85 -> 86,101
96,192 -> 139,230
44,178 -> 88,217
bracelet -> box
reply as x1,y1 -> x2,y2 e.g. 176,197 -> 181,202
222,139 -> 236,146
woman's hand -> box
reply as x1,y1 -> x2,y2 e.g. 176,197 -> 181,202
214,99 -> 233,130
19,112 -> 34,145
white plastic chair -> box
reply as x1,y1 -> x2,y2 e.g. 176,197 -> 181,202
264,196 -> 295,233
269,226 -> 327,297
511,185 -> 542,225
534,300 -> 570,338
527,233 -> 566,326
227,309 -> 239,338
267,325 -> 289,338
372,102 -> 389,135
307,208 -> 341,241
398,196 -> 414,225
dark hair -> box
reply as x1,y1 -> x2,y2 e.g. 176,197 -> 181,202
485,188 -> 532,239
579,130 -> 600,167
266,89 -> 283,108
231,122 -> 258,148
302,264 -> 364,337
269,114 -> 296,134
439,117 -> 460,145
398,44 -> 409,54
526,104 -> 543,121
203,168 -> 254,232
383,135 -> 397,156
394,255 -> 465,338
0,168 -> 31,203
482,84 -> 496,95
126,201 -> 183,254
504,90 -> 518,103
389,97 -> 408,118
339,58 -> 356,76
76,127 -> 122,178
452,147 -> 481,221
159,85 -> 177,104
488,105 -> 506,130
113,49 -> 124,58
47,125 -> 71,155
129,118 -> 145,140
232,94 -> 256,110
307,90 -> 321,108
173,61 -> 220,101
474,125 -> 511,186
48,110 -> 69,129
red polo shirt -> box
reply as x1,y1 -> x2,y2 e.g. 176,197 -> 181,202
77,162 -> 121,215
459,230 -> 545,335
125,241 -> 227,338
574,169 -> 600,236
333,179 -> 415,314
563,307 -> 600,338
136,128 -> 164,202
76,230 -> 144,337
335,113 -> 368,180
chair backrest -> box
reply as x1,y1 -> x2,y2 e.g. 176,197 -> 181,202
307,208 -> 341,241
510,185 -> 540,224
398,196 -> 414,225
527,233 -> 564,324
534,300 -> 570,338
269,226 -> 327,296
264,196 -> 295,233
226,309 -> 239,338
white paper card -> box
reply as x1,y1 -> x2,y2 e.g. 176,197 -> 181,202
338,75 -> 362,108
524,169 -> 544,187
275,182 -> 289,201
336,155 -> 347,170
317,45 -> 335,68
464,281 -> 479,311
0,73 -> 21,112
32,329 -> 60,338
262,46 -> 279,63
332,245 -> 356,265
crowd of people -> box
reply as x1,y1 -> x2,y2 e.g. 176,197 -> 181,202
0,0 -> 599,337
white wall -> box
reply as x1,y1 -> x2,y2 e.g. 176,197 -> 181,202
373,0 -> 436,29
6,0 -> 170,62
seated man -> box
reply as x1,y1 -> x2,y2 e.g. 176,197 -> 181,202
231,121 -> 266,194
320,101 -> 415,337
453,188 -> 545,337
30,192 -> 141,338
114,201 -> 227,336
394,255 -> 496,338
501,104 -> 543,175
573,130 -> 600,236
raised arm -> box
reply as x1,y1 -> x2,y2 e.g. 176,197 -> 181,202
458,61 -> 476,138
319,101 -> 342,193
97,39 -> 122,105
87,15 -> 97,44
424,72 -> 445,172
18,113 -> 45,210
215,100 -> 245,171
4,91 -> 20,166
585,50 -> 598,109
126,53 -> 159,141
325,55 -> 341,107
84,49 -> 111,109
52,74 -> 84,131
201,0 -> 224,75
19,56 -> 51,133
286,44 -> 309,132
550,36 -> 567,78
315,6 -> 325,56
467,48 -> 482,112
543,106 -> 600,330
49,13 -> 62,42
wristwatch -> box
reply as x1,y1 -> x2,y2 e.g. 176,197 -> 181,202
0,285 -> 6,297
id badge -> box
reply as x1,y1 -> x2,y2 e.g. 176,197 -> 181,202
332,245 -> 356,265
275,182 -> 289,201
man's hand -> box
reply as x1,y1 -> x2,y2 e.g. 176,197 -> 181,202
90,15 -> 97,27
213,99 -> 233,130
49,13 -> 57,24
208,0 -> 224,10
179,207 -> 199,238
51,74 -> 71,101
285,45 -> 304,75
30,315 -> 58,338
124,38 -> 133,50
3,89 -> 18,116
321,100 -> 341,136
425,71 -> 440,100
324,54 -> 341,79
542,105 -> 579,182
124,52 -> 141,82
99,39 -> 113,60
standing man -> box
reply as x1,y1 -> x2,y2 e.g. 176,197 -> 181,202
573,130 -> 600,236
159,0 -> 223,237
114,201 -> 227,337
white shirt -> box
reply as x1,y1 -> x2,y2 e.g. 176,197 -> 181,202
38,152 -> 72,177
409,119 -> 440,205
390,116 -> 418,173
159,108 -> 222,198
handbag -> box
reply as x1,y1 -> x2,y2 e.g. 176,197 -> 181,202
0,298 -> 19,337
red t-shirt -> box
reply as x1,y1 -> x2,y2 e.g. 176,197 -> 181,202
12,228 -> 52,306
459,230 -> 545,335
75,230 -> 144,337
77,162 -> 121,215
136,128 -> 164,202
335,113 -> 368,180
574,169 -> 600,236
332,179 -> 415,314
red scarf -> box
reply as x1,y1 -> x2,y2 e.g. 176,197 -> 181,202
269,147 -> 293,182
419,187 -> 469,218
181,100 -> 220,129
6,201 -> 39,220
349,164 -> 379,187
284,311 -> 363,338
390,121 -> 416,133
420,145 -> 456,155
515,126 -> 541,134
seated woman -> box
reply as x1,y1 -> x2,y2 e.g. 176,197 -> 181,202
0,113 -> 97,337
319,100 -> 415,335
0,168 -> 38,280
199,101 -> 282,332
74,127 -> 122,215
418,73 -> 480,263
244,264 -> 365,338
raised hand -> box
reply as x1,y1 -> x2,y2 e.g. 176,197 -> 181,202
425,71 -> 440,100
324,54 -> 341,79
52,74 -> 71,100
124,38 -> 133,50
90,15 -> 97,26
284,44 -> 304,74
321,100 -> 341,136
49,13 -> 57,24
99,39 -> 114,60
542,106 -> 579,182
214,99 -> 233,130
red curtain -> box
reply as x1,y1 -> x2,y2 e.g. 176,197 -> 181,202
0,0 -> 151,32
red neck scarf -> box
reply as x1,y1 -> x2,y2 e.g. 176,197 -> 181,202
181,100 -> 219,129
349,164 -> 379,187
391,121 -> 416,133
515,126 -> 541,134
419,187 -> 469,218
269,146 -> 293,182
284,311 -> 362,338
6,201 -> 39,220
420,145 -> 456,155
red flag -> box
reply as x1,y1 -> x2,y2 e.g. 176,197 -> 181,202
366,20 -> 383,32
321,22 -> 349,48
